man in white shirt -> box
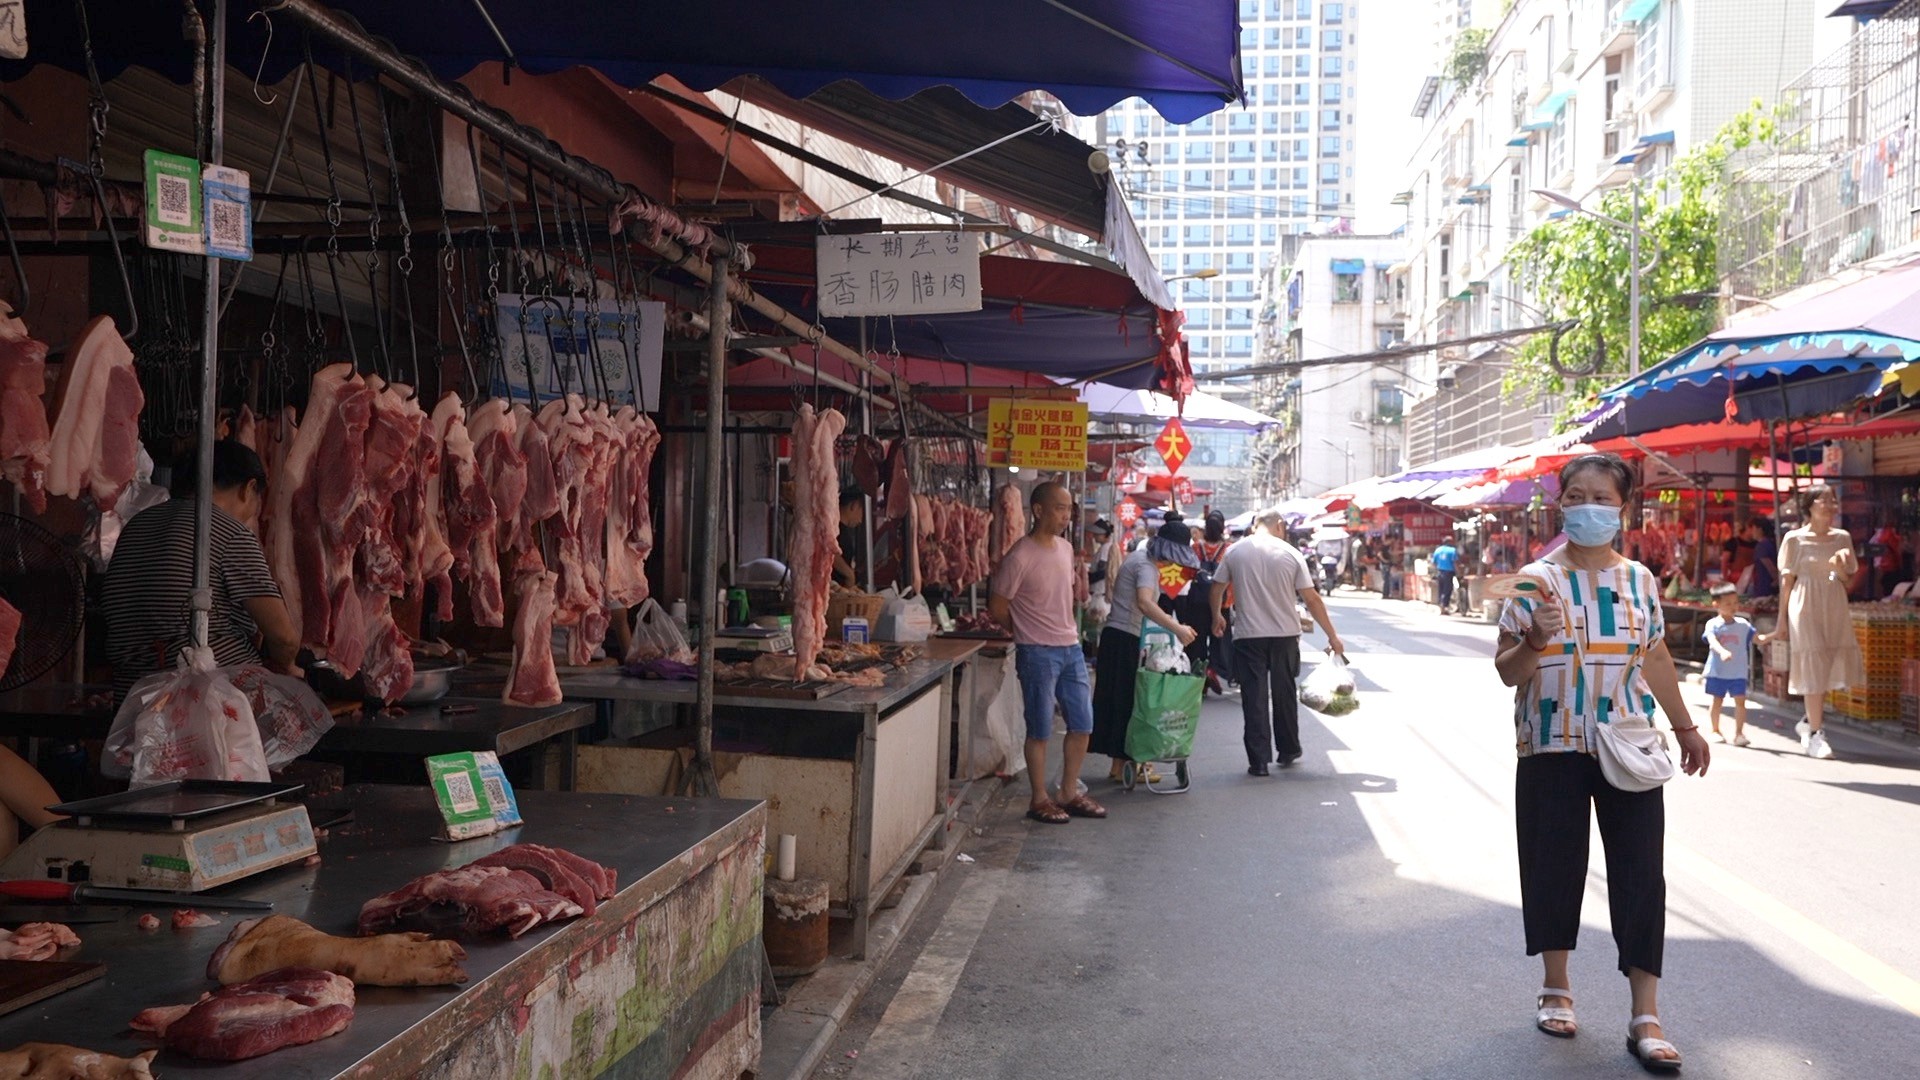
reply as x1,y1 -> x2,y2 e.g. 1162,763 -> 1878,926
1211,506 -> 1346,776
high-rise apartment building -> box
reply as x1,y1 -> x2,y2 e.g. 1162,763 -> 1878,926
1096,0 -> 1361,405
1396,0 -> 1821,464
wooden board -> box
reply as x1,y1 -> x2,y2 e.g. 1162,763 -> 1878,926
0,959 -> 104,1017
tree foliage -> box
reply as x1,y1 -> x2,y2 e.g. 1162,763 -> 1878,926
1504,102 -> 1790,425
1444,29 -> 1490,89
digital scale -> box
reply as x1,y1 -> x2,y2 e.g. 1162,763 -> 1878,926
0,781 -> 317,893
713,625 -> 793,654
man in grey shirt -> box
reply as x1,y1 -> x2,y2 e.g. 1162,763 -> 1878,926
1211,507 -> 1345,776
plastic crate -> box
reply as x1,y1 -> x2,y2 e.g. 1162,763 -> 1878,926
1764,669 -> 1792,701
1765,639 -> 1792,673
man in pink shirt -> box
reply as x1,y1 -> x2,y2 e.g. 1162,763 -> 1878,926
990,481 -> 1105,825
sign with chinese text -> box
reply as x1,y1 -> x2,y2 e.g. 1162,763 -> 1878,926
492,294 -> 666,410
202,165 -> 253,261
143,149 -> 202,254
1115,498 -> 1140,526
1173,477 -> 1196,506
1156,561 -> 1195,599
816,231 -> 982,316
1154,417 -> 1192,475
1401,509 -> 1452,546
987,399 -> 1088,471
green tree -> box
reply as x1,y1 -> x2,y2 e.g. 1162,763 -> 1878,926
1444,28 -> 1490,89
1504,102 -> 1789,424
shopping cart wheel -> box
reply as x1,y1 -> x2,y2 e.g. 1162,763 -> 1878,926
1121,761 -> 1138,792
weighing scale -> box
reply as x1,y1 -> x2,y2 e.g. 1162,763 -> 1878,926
0,781 -> 316,893
713,625 -> 793,653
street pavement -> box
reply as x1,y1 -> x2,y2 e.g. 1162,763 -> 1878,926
810,591 -> 1920,1080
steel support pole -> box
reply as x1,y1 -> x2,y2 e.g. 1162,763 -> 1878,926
190,0 -> 229,653
1628,180 -> 1642,377
689,256 -> 729,797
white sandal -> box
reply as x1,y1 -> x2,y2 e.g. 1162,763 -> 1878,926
1627,1014 -> 1682,1072
1535,988 -> 1576,1038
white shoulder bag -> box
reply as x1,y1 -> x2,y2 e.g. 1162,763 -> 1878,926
1542,558 -> 1675,793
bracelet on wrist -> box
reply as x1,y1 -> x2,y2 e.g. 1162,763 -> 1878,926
1670,724 -> 1698,733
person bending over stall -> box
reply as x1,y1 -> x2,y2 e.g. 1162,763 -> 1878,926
102,440 -> 300,706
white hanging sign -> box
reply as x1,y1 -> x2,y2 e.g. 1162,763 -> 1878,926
814,231 -> 982,317
492,294 -> 665,411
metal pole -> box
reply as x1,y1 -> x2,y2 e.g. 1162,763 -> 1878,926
689,255 -> 729,797
191,0 -> 228,653
1628,179 -> 1642,377
859,319 -> 873,593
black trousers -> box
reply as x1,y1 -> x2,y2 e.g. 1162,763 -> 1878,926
1437,570 -> 1455,611
1233,635 -> 1300,766
1515,752 -> 1666,977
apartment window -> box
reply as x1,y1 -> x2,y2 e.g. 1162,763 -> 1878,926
1545,107 -> 1570,180
1227,279 -> 1256,297
1317,189 -> 1340,209
1508,168 -> 1523,228
1131,115 -> 1150,137
1291,26 -> 1310,47
1323,2 -> 1344,24
1319,135 -> 1340,156
1188,142 -> 1214,162
1602,54 -> 1625,157
1240,0 -> 1258,17
1226,307 -> 1254,329
1262,224 -> 1279,244
1186,308 -> 1214,328
1293,0 -> 1311,17
1227,223 -> 1255,246
1320,109 -> 1341,131
1321,28 -> 1343,49
1181,224 -> 1211,244
1292,166 -> 1308,187
1374,383 -> 1405,422
1291,196 -> 1309,215
1372,266 -> 1391,301
1376,325 -> 1405,350
1191,115 -> 1215,135
1293,55 -> 1312,77
1229,111 -> 1256,133
1321,83 -> 1342,104
1240,28 -> 1258,52
1438,231 -> 1453,279
1261,139 -> 1280,159
1534,16 -> 1556,77
1226,252 -> 1256,270
1635,3 -> 1670,99
1183,169 -> 1210,186
1319,163 -> 1340,184
1262,167 -> 1279,187
1228,168 -> 1256,188
1265,27 -> 1283,47
1263,54 -> 1282,76
1293,138 -> 1309,157
1324,57 -> 1343,77
1261,85 -> 1281,105
1229,139 -> 1257,161
1226,336 -> 1254,357
1333,272 -> 1361,303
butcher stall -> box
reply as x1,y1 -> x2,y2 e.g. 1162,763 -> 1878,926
0,785 -> 765,1078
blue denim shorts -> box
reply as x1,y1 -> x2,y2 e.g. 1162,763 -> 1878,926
1013,644 -> 1094,742
1705,676 -> 1748,699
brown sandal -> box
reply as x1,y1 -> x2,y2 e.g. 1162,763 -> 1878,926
1026,801 -> 1070,825
1058,794 -> 1108,819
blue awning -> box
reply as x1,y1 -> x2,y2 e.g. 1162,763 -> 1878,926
1637,130 -> 1676,146
1623,0 -> 1662,22
1330,259 -> 1367,274
1531,89 -> 1576,125
2,1 -> 1245,124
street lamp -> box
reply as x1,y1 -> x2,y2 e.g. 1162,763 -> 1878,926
1317,437 -> 1355,486
1532,183 -> 1655,376
1166,267 -> 1222,282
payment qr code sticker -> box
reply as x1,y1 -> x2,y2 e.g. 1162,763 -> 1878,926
156,175 -> 193,226
202,164 -> 252,261
442,769 -> 480,815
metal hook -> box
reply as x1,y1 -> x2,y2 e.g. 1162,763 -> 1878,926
247,10 -> 278,105
0,184 -> 28,316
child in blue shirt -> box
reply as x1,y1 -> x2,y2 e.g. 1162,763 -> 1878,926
1702,583 -> 1756,747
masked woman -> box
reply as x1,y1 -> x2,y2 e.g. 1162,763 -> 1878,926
1493,453 -> 1710,1073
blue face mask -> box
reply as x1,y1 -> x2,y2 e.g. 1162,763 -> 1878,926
1562,504 -> 1622,548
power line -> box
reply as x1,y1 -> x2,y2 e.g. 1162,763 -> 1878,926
1202,321 -> 1571,380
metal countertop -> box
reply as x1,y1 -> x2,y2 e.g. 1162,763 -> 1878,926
0,784 -> 761,1077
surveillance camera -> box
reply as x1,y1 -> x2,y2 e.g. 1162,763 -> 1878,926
1436,372 -> 1458,392
1088,150 -> 1112,175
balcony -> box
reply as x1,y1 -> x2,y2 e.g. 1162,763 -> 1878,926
1597,17 -> 1635,57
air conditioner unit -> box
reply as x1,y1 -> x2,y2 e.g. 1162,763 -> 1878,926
1349,409 -> 1368,424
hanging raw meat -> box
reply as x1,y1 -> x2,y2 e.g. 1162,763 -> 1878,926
603,405 -> 660,608
509,402 -> 558,559
0,595 -> 19,682
270,365 -> 375,675
566,404 -> 621,664
882,439 -> 912,521
257,407 -> 296,542
45,315 -> 143,508
232,404 -> 260,457
0,303 -> 51,514
789,405 -> 847,680
504,567 -> 562,706
992,484 -> 1024,566
467,400 -> 523,629
539,396 -> 608,662
403,407 -> 450,612
432,394 -> 500,628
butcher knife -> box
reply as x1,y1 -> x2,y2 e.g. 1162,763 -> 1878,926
0,906 -> 130,925
0,881 -> 273,911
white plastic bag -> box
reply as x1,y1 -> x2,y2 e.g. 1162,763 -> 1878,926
1299,655 -> 1358,714
624,598 -> 694,665
224,666 -> 333,767
1142,641 -> 1191,674
875,588 -> 932,643
102,648 -> 270,784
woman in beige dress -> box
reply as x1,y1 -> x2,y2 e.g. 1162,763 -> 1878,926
1759,484 -> 1863,759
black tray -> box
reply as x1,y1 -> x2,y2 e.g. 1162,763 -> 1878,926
48,780 -> 305,823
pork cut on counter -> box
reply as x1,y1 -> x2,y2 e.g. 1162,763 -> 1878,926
0,921 -> 77,960
357,864 -> 581,939
358,846 -> 615,939
131,966 -> 353,1061
45,315 -> 142,510
209,915 -> 468,987
0,1043 -> 157,1079
0,302 -> 52,514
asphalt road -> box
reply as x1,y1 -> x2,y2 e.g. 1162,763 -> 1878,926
812,591 -> 1920,1080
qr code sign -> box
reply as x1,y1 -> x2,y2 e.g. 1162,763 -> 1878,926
480,773 -> 508,810
208,199 -> 245,250
442,770 -> 480,815
156,174 -> 193,227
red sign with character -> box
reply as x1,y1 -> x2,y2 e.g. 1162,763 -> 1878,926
1154,418 -> 1191,475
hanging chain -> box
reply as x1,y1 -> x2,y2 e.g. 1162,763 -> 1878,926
375,84 -> 419,387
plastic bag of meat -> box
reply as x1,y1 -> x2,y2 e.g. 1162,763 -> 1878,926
102,647 -> 270,783
622,598 -> 694,666
77,445 -> 164,570
224,667 -> 333,768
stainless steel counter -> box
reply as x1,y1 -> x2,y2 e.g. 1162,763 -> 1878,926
0,784 -> 765,1077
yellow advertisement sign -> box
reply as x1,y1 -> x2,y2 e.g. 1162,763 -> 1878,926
987,399 -> 1088,471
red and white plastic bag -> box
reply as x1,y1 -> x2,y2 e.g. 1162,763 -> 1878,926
103,647 -> 274,784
